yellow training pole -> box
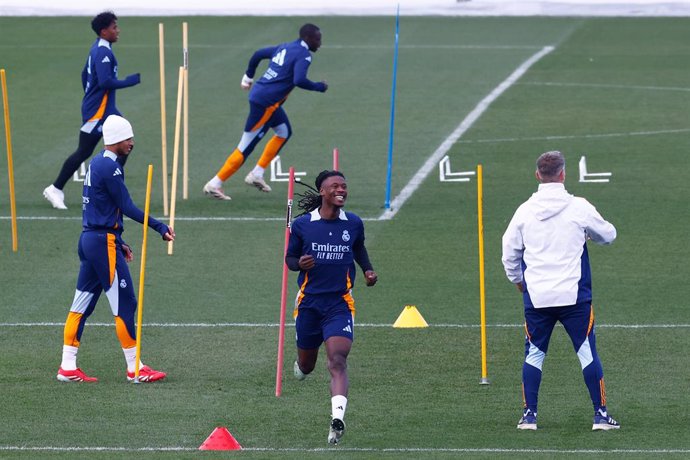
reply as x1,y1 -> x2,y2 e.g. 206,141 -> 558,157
167,66 -> 184,255
134,164 -> 154,383
1,69 -> 18,252
182,22 -> 189,200
159,23 -> 169,216
477,164 -> 489,385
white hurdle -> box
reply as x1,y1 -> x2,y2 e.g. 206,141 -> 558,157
439,155 -> 475,182
579,155 -> 612,183
72,161 -> 87,182
270,156 -> 305,182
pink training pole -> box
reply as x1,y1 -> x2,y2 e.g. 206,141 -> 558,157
333,148 -> 339,171
276,167 -> 295,397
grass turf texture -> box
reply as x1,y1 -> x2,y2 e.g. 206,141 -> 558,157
1,15 -> 689,458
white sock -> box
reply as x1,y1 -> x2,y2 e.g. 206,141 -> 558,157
122,347 -> 144,373
61,345 -> 79,370
331,395 -> 348,421
209,176 -> 223,188
251,166 -> 265,178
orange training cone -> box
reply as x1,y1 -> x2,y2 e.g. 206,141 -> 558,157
199,426 -> 242,450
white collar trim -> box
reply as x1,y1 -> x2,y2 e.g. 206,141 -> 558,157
104,150 -> 118,161
309,208 -> 347,221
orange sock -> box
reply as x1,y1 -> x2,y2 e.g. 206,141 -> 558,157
115,316 -> 136,349
217,149 -> 246,181
257,136 -> 287,168
63,311 -> 83,347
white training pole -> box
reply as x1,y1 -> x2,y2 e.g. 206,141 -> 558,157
182,22 -> 189,200
159,23 -> 169,216
167,66 -> 184,256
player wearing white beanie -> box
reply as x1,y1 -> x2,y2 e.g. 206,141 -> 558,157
57,114 -> 175,384
103,115 -> 134,145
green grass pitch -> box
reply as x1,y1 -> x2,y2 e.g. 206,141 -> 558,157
1,15 -> 689,458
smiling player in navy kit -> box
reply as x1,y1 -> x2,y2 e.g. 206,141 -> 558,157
286,170 -> 377,445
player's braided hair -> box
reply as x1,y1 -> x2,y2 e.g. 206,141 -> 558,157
295,170 -> 345,217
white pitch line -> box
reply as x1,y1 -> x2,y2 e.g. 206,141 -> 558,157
0,215 -> 381,222
457,127 -> 690,145
378,45 -> 555,221
0,43 -> 543,51
1,446 -> 689,454
521,81 -> 690,93
2,322 -> 688,329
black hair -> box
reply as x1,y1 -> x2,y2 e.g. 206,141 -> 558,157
91,11 -> 117,36
295,170 -> 345,216
299,23 -> 320,40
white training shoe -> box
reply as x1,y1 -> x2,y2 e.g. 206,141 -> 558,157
43,185 -> 67,209
328,418 -> 345,445
203,182 -> 232,201
244,172 -> 272,192
294,361 -> 307,381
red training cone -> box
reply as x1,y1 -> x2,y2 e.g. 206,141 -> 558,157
198,426 -> 242,450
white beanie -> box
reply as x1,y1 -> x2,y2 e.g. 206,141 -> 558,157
103,115 -> 134,145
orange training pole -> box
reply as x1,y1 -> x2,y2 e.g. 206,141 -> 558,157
1,69 -> 18,252
276,167 -> 295,397
477,164 -> 489,385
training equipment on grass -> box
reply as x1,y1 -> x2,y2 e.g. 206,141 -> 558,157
199,426 -> 242,450
1,68 -> 18,252
72,161 -> 86,182
275,166 -> 295,397
579,155 -> 611,183
167,66 -> 184,256
439,155 -> 475,182
270,155 -> 305,182
133,164 -> 154,383
159,23 -> 169,216
477,164 -> 490,385
182,22 -> 189,200
333,147 -> 339,171
393,305 -> 429,328
384,4 -> 400,210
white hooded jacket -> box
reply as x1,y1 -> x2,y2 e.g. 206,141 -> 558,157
501,182 -> 616,308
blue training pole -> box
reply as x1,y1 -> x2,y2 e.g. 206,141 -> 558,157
384,5 -> 400,209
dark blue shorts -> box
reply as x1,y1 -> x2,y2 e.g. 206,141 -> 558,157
244,100 -> 289,132
295,297 -> 354,350
524,301 -> 595,354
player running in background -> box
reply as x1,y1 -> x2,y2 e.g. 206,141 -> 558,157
44,11 -> 141,210
203,23 -> 328,201
286,170 -> 378,444
57,115 -> 174,383
502,150 -> 620,431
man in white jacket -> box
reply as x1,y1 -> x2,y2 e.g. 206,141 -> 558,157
502,150 -> 620,432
